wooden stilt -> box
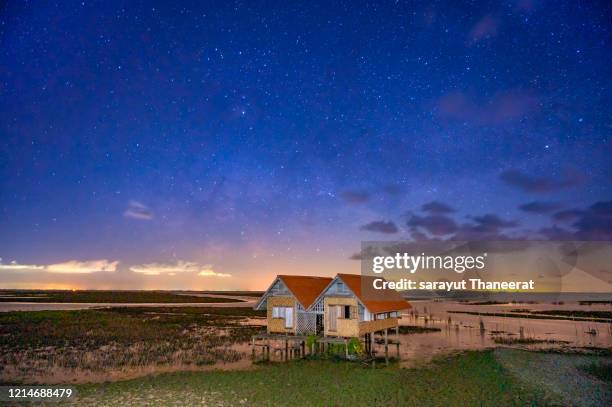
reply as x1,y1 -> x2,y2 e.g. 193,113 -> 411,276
384,328 -> 389,366
285,339 -> 289,361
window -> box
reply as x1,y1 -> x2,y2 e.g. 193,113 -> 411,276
343,305 -> 351,319
271,306 -> 294,328
284,307 -> 293,328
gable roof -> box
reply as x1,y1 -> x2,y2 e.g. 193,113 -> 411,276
278,275 -> 333,309
336,273 -> 411,313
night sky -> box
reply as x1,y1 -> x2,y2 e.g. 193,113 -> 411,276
0,1 -> 610,290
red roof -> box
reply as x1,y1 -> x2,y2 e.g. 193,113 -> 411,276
337,273 -> 411,313
278,275 -> 333,309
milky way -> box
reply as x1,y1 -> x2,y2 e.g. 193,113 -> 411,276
0,1 -> 610,289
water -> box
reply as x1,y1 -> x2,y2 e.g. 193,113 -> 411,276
391,299 -> 611,366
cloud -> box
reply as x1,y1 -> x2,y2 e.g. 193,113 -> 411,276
500,169 -> 583,193
360,221 -> 399,234
407,214 -> 458,236
422,201 -> 455,214
0,260 -> 44,271
450,214 -> 519,240
552,209 -> 584,223
538,226 -> 576,241
339,190 -> 370,204
46,260 -> 119,274
124,200 -> 153,220
472,214 -> 518,229
519,201 -> 561,214
130,261 -> 231,277
536,201 -> 612,240
382,184 -> 402,196
452,227 -> 514,241
197,269 -> 231,277
467,14 -> 499,43
573,200 -> 612,240
438,90 -> 538,124
0,259 -> 118,274
349,252 -> 363,260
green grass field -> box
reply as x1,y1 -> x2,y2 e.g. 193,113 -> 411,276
0,290 -> 242,303
66,349 -> 608,406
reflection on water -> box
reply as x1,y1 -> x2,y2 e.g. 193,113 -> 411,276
391,300 -> 611,367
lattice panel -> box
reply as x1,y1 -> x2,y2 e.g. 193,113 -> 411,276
311,298 -> 324,314
296,312 -> 317,334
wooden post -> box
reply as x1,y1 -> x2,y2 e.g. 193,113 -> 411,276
301,341 -> 305,358
251,337 -> 256,360
384,328 -> 389,366
395,326 -> 400,358
285,339 -> 289,361
344,338 -> 349,359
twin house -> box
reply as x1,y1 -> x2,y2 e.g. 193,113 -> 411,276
254,273 -> 410,338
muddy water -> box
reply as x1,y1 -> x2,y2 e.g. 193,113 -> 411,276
388,300 -> 612,367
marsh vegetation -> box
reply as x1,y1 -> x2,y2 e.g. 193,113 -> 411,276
0,307 -> 265,383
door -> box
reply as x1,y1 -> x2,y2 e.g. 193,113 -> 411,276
316,314 -> 323,334
327,305 -> 337,331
